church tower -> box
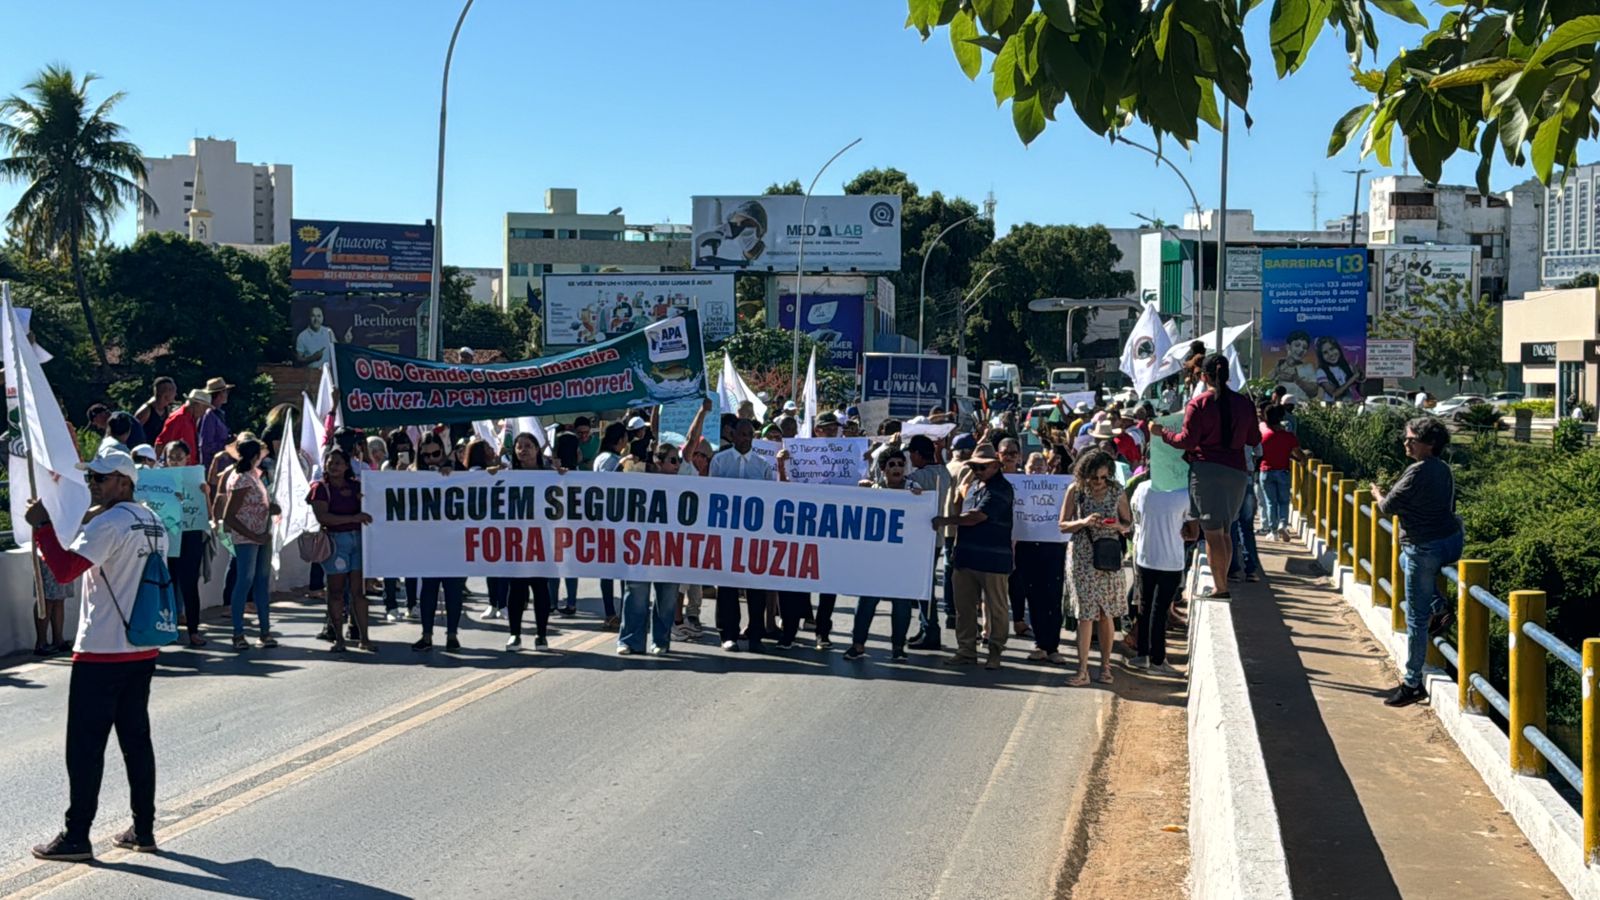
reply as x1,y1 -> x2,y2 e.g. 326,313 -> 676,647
187,154 -> 213,244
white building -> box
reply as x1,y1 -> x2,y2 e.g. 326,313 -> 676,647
456,266 -> 502,306
137,138 -> 292,246
1542,162 -> 1600,285
1367,174 -> 1543,300
503,188 -> 689,312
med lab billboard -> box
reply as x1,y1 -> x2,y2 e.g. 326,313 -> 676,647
691,195 -> 901,272
777,294 -> 865,369
1261,248 -> 1370,403
290,219 -> 434,293
862,354 -> 951,418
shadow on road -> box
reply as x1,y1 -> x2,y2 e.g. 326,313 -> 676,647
100,850 -> 407,898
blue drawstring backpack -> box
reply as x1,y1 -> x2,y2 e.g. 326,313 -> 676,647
103,506 -> 180,647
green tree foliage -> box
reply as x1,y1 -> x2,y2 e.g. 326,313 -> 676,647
1559,272 -> 1599,289
439,266 -> 533,361
714,323 -> 853,407
842,168 -> 994,349
0,65 -> 155,369
1373,288 -> 1503,390
763,180 -> 804,196
964,223 -> 1133,370
96,232 -> 279,425
906,1 -> 1599,191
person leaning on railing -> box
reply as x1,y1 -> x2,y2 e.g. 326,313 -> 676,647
1369,416 -> 1464,708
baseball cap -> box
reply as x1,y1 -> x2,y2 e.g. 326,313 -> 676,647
782,400 -> 798,413
951,433 -> 977,451
80,449 -> 138,483
815,411 -> 840,427
626,415 -> 648,431
130,444 -> 157,463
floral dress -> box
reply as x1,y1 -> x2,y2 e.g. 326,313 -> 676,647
1067,483 -> 1128,620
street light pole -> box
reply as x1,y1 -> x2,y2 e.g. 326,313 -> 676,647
1343,167 -> 1371,247
425,0 -> 476,362
1213,102 -> 1230,348
1116,135 -> 1205,339
917,214 -> 976,351
956,277 -> 1004,365
790,137 -> 862,398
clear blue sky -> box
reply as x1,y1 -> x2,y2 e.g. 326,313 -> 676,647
2,1 -> 1581,266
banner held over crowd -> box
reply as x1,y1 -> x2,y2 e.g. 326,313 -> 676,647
337,311 -> 707,428
361,470 -> 938,599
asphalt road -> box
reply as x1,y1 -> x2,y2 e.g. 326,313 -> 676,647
0,580 -> 1109,900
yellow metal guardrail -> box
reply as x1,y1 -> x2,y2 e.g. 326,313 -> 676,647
1290,456 -> 1600,865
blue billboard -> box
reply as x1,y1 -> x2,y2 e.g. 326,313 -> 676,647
862,353 -> 951,418
777,293 -> 865,369
1261,248 -> 1370,403
290,219 -> 435,294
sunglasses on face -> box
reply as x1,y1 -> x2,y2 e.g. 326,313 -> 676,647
1086,472 -> 1109,482
423,449 -> 444,460
659,455 -> 680,464
86,472 -> 114,484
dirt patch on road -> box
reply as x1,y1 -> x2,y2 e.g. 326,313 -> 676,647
1054,635 -> 1191,899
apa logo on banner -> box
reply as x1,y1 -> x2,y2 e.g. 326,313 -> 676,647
1012,475 -> 1073,543
783,437 -> 869,485
646,316 -> 691,362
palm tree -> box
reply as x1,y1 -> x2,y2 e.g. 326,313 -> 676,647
0,65 -> 155,370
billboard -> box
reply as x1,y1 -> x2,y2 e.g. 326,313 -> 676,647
777,294 -> 865,369
290,219 -> 435,293
1261,248 -> 1370,403
542,272 -> 735,347
1374,245 -> 1478,313
861,354 -> 951,418
1224,247 -> 1262,292
291,294 -> 423,367
1366,338 -> 1415,379
691,195 -> 902,272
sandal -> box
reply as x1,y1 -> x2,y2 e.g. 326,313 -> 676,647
1096,669 -> 1115,685
357,640 -> 375,652
258,635 -> 279,649
232,635 -> 251,651
1068,670 -> 1091,687
330,640 -> 347,653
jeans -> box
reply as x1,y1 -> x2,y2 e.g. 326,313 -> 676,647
64,656 -> 157,842
851,596 -> 914,649
562,578 -> 580,611
420,577 -> 466,637
1013,542 -> 1065,653
920,544 -> 950,643
229,542 -> 272,637
1135,566 -> 1184,664
1229,489 -> 1260,577
621,581 -> 677,652
169,531 -> 204,635
1400,530 -> 1465,688
1259,469 -> 1291,532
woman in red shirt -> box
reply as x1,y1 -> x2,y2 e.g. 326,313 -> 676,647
1151,354 -> 1261,599
1257,404 -> 1305,541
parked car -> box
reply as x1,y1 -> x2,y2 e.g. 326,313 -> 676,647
1489,391 -> 1525,409
1361,395 -> 1414,414
1434,394 -> 1491,421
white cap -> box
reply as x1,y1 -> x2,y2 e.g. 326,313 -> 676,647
130,443 -> 157,463
80,449 -> 138,483
458,346 -> 475,358
626,415 -> 648,431
782,400 -> 798,413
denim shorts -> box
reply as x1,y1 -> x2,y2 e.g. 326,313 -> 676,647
326,530 -> 363,575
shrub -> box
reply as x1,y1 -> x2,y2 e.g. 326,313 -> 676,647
1507,399 -> 1555,417
1552,418 -> 1589,455
1458,403 -> 1503,431
1293,404 -> 1410,483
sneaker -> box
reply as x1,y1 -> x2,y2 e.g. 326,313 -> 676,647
670,624 -> 696,642
406,607 -> 420,621
1384,683 -> 1427,707
686,620 -> 704,637
906,631 -> 927,646
944,615 -> 957,630
984,653 -> 1003,671
1245,572 -> 1261,582
617,646 -> 635,656
386,610 -> 403,624
942,654 -> 979,667
411,637 -> 432,652
891,647 -> 910,661
533,636 -> 549,649
505,635 -> 522,651
604,615 -> 621,631
721,640 -> 739,652
232,635 -> 252,651
559,606 -> 577,618
1126,655 -> 1150,670
31,832 -> 92,862
257,635 -> 279,649
1046,652 -> 1069,666
1027,648 -> 1047,661
315,625 -> 335,642
814,639 -> 832,651
842,646 -> 867,661
111,828 -> 157,852
445,635 -> 461,651
908,638 -> 943,651
649,645 -> 668,656
774,640 -> 795,650
482,605 -> 497,618
1428,609 -> 1456,639
1151,662 -> 1183,677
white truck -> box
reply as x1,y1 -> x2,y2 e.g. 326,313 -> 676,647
1048,366 -> 1092,394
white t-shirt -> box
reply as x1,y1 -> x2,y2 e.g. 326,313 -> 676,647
1131,483 -> 1191,573
70,502 -> 171,654
593,451 -> 622,473
296,326 -> 336,366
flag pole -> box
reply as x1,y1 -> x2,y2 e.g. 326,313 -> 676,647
3,283 -> 49,621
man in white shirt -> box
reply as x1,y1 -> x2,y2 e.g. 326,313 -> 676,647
294,304 -> 347,367
26,451 -> 169,861
708,419 -> 773,651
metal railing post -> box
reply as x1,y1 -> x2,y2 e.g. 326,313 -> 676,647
1312,465 -> 1327,541
1389,517 -> 1406,632
1320,468 -> 1338,543
1336,478 -> 1355,569
1352,489 -> 1372,585
1456,560 -> 1490,714
1509,590 -> 1548,776
1584,638 -> 1599,865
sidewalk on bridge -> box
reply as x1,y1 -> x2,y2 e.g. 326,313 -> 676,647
1229,540 -> 1566,900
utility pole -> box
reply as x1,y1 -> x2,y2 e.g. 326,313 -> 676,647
1213,102 -> 1230,348
1344,167 -> 1370,247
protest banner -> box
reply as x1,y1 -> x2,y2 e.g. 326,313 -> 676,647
359,470 -> 939,599
783,437 -> 869,485
856,398 -> 890,435
1149,413 -> 1189,492
749,439 -> 781,474
660,394 -> 718,449
901,422 -> 956,441
1011,475 -> 1073,543
135,466 -> 208,547
336,311 -> 706,428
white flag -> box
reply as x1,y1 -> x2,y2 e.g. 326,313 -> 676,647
514,416 -> 546,448
717,351 -> 768,422
270,409 -> 317,574
314,361 -> 341,430
300,391 -> 326,478
1119,303 -> 1176,397
1224,344 -> 1246,392
1158,320 -> 1253,372
2,284 -> 92,547
472,419 -> 500,451
798,349 -> 818,438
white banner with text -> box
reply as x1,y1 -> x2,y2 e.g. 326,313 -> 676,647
1011,474 -> 1073,543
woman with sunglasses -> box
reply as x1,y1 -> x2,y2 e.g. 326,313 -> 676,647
411,432 -> 466,652
504,432 -> 557,650
1059,448 -> 1132,686
222,439 -> 278,651
309,446 -> 374,652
